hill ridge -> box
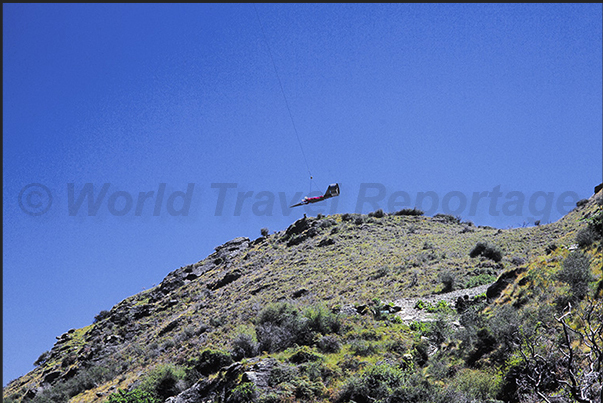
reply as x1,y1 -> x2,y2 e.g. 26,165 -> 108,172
5,187 -> 602,403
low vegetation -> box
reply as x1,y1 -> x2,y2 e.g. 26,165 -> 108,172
5,189 -> 602,402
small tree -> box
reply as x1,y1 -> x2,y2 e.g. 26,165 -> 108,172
107,389 -> 155,403
260,227 -> 269,237
558,252 -> 593,301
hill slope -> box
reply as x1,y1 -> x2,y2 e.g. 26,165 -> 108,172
5,187 -> 602,403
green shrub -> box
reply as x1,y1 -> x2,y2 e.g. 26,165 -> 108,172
337,363 -> 405,403
439,272 -> 455,292
557,251 -> 593,301
368,209 -> 385,218
588,208 -> 603,237
469,242 -> 503,262
434,213 -> 461,224
350,340 -> 378,356
394,207 -> 424,216
229,382 -> 257,403
34,351 -> 51,367
231,333 -> 259,360
107,389 -> 156,403
139,364 -> 186,402
414,300 -> 452,314
288,346 -> 324,364
482,245 -> 503,262
188,349 -> 233,376
94,310 -> 111,323
465,328 -> 497,367
317,334 -> 341,353
29,361 -> 118,403
295,379 -> 326,400
304,304 -> 341,335
427,315 -> 452,345
576,227 -> 595,248
268,364 -> 299,387
341,213 -> 353,221
299,361 -> 328,382
261,227 -> 269,237
256,302 -> 310,352
469,242 -> 487,258
253,303 -> 341,353
465,274 -> 497,288
258,392 -> 290,403
451,369 -> 501,401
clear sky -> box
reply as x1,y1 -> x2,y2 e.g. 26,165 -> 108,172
3,3 -> 601,385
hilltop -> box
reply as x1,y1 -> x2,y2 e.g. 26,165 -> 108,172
4,186 -> 602,403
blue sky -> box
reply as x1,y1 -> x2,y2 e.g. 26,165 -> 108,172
3,3 -> 601,385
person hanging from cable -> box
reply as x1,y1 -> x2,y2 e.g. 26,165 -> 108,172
290,183 -> 340,207
256,7 -> 339,210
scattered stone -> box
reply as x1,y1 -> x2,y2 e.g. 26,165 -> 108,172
208,269 -> 243,290
292,288 -> 309,298
158,318 -> 181,337
318,238 -> 335,247
42,371 -> 61,385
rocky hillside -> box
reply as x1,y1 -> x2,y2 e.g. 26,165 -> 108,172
4,186 -> 602,403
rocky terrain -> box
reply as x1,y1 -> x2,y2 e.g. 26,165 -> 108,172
4,185 -> 602,403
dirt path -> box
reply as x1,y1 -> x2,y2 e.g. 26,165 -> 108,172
391,283 -> 491,323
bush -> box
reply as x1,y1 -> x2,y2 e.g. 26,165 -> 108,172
256,302 -> 310,352
465,328 -> 497,367
337,364 -> 406,403
482,245 -> 503,262
139,364 -> 186,402
288,346 -> 324,364
451,369 -> 501,401
253,302 -> 342,353
188,349 -> 233,376
317,335 -> 341,353
439,272 -> 455,292
295,379 -> 326,400
29,361 -> 118,403
469,242 -> 487,258
231,333 -> 259,360
94,310 -> 111,323
304,304 -> 341,335
576,227 -> 595,248
368,209 -> 385,218
107,389 -> 156,403
465,274 -> 497,288
261,227 -> 269,237
228,382 -> 257,403
394,207 -> 424,216
588,208 -> 603,237
434,213 -> 461,224
34,351 -> 51,367
268,364 -> 299,387
557,251 -> 593,301
350,340 -> 378,356
469,242 -> 503,262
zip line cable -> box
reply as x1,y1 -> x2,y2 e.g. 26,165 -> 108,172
253,5 -> 316,193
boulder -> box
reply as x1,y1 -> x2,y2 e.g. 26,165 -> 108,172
208,269 -> 243,290
486,267 -> 527,300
